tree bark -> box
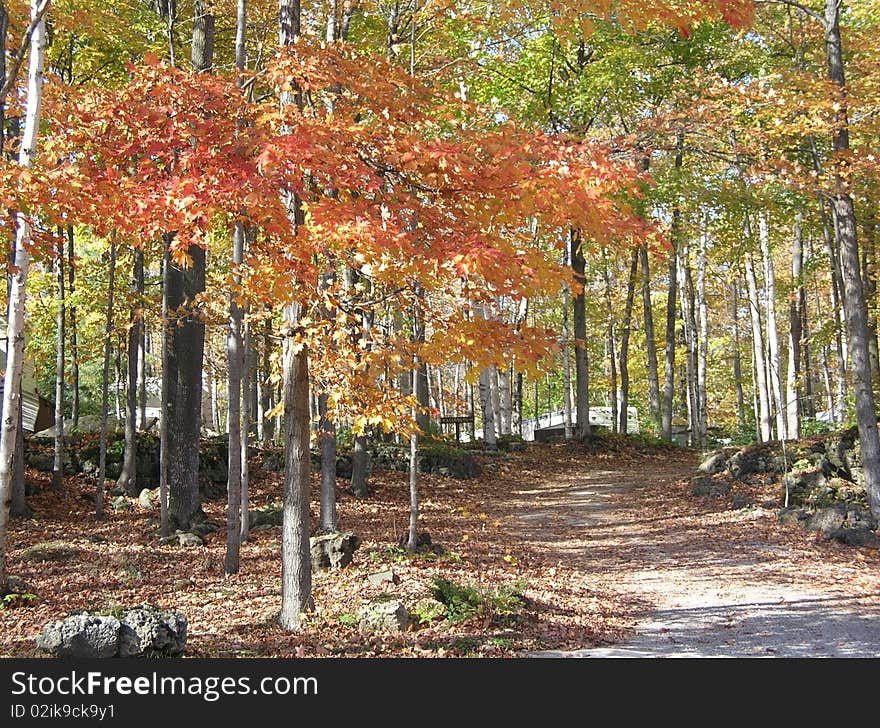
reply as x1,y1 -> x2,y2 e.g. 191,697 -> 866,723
786,213 -> 804,439
824,0 -> 880,519
97,242 -> 118,520
619,249 -> 638,434
730,281 -> 747,433
225,221 -> 245,574
640,246 -> 661,431
278,0 -> 313,631
118,248 -> 143,495
52,233 -> 65,491
662,134 -> 684,441
570,229 -> 590,440
760,215 -> 786,440
746,251 -> 772,443
67,226 -> 79,427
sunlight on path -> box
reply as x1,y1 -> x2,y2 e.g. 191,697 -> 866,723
520,457 -> 880,658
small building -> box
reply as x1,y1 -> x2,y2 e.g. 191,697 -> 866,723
0,320 -> 55,433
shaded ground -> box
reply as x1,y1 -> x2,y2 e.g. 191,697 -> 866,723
2,439 -> 879,657
513,447 -> 880,658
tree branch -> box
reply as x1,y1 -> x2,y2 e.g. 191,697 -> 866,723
753,0 -> 826,27
0,0 -> 52,104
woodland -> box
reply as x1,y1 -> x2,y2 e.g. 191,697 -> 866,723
0,0 -> 879,659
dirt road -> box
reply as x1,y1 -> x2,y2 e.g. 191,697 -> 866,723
506,448 -> 880,658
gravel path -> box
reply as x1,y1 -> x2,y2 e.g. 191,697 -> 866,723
519,452 -> 880,658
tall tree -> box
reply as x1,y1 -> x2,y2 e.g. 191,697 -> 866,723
0,0 -> 49,591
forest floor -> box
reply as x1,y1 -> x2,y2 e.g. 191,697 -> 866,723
2,437 -> 880,658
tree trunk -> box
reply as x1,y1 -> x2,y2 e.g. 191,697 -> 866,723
118,248 -> 143,496
240,318 -> 251,543
696,230 -> 708,445
601,249 -> 618,433
52,233 -> 65,491
619,249 -> 638,434
570,229 -> 590,440
662,134 -> 684,440
731,281 -> 747,433
478,366 -> 497,448
406,366 -> 419,552
66,226 -> 79,427
824,0 -> 880,519
678,243 -> 698,445
161,4 -> 214,532
279,305 -> 313,630
318,392 -> 337,533
760,215 -> 786,440
786,213 -> 804,439
562,284 -> 573,439
639,246 -> 661,432
278,0 -> 313,631
225,221 -> 245,574
745,251 -> 772,443
97,242 -> 118,520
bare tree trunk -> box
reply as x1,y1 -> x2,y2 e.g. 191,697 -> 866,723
562,284 -> 573,439
760,215 -> 786,440
66,226 -> 79,427
406,365 -> 419,552
619,249 -> 638,434
225,221 -> 245,574
678,244 -> 697,445
787,213 -> 804,439
240,318 -> 251,543
746,252 -> 772,443
478,366 -> 497,448
118,249 -> 143,495
97,242 -> 118,520
662,135 -> 684,440
318,392 -> 337,533
52,233 -> 65,492
278,0 -> 314,631
824,0 -> 880,519
138,309 -> 147,430
490,365 -> 502,437
571,229 -> 590,440
279,307 -> 313,630
601,250 -> 618,433
498,368 -> 512,436
640,246 -> 661,431
696,230 -> 708,445
731,281 -> 747,433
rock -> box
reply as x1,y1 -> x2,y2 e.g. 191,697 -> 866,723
111,496 -> 131,511
25,451 -> 55,472
261,450 -> 284,472
189,520 -> 220,537
248,506 -> 283,530
4,575 -> 30,594
777,507 -> 807,525
173,579 -> 192,591
20,541 -> 81,562
310,532 -> 361,570
367,570 -> 399,587
358,599 -> 409,633
805,504 -> 848,534
727,447 -> 771,480
397,531 -> 440,552
159,531 -> 204,548
138,488 -> 158,509
698,451 -> 728,475
37,614 -> 123,658
781,467 -> 830,507
827,527 -> 880,549
37,608 -> 187,658
118,607 -> 187,657
690,476 -> 731,498
731,495 -> 752,510
805,503 -> 876,535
